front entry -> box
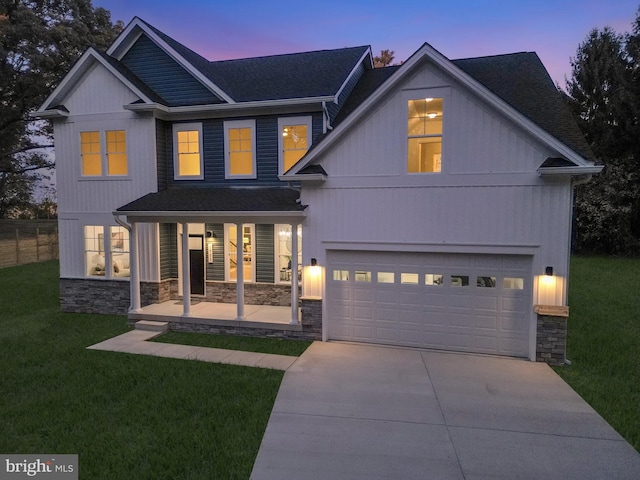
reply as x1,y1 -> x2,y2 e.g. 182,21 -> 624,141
189,234 -> 205,295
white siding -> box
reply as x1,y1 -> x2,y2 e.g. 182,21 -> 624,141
53,61 -> 159,281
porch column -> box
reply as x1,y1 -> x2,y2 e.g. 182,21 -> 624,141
181,222 -> 191,316
236,222 -> 245,320
129,221 -> 141,313
290,223 -> 299,325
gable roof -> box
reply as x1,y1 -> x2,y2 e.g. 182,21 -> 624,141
286,43 -> 600,178
452,53 -> 595,161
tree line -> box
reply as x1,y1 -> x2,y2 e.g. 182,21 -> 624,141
1,1 -> 639,254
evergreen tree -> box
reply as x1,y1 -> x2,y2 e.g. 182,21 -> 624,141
0,0 -> 122,217
567,12 -> 640,255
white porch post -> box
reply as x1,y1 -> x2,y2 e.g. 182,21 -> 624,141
236,222 -> 245,320
290,223 -> 299,325
129,221 -> 141,313
181,222 -> 191,316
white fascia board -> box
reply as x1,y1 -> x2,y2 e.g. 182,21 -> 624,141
333,47 -> 373,104
107,18 -> 235,104
36,48 -> 153,114
285,42 -> 595,176
538,165 -> 604,176
278,173 -> 326,182
117,210 -> 306,224
32,108 -> 69,119
124,96 -> 334,116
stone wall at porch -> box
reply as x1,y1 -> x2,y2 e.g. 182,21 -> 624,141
536,313 -> 568,366
60,277 -> 130,314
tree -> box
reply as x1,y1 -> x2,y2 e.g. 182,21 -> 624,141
566,12 -> 640,255
374,49 -> 396,68
0,0 -> 122,217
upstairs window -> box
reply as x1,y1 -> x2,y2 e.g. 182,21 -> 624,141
81,130 -> 128,177
278,116 -> 312,174
225,120 -> 256,179
408,98 -> 443,173
106,130 -> 128,175
173,123 -> 203,179
80,131 -> 102,176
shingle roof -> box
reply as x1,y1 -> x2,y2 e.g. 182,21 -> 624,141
138,18 -> 370,102
117,187 -> 306,213
452,53 -> 595,161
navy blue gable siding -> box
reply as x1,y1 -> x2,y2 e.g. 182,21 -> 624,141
165,112 -> 323,188
121,34 -> 222,107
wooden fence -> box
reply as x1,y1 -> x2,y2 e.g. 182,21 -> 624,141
0,220 -> 59,268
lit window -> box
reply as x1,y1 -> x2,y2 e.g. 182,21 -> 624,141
275,224 -> 302,283
106,130 -> 127,175
425,274 -> 443,285
377,272 -> 395,283
408,98 -> 443,173
333,270 -> 349,281
225,120 -> 256,178
504,277 -> 524,290
110,226 -> 130,278
355,271 -> 372,282
81,131 -> 101,176
85,226 -> 105,276
278,117 -> 312,174
173,123 -> 203,179
401,273 -> 419,284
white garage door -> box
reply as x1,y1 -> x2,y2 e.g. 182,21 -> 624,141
327,251 -> 531,357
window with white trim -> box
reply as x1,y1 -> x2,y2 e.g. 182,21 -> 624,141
408,98 -> 443,173
80,130 -> 128,177
173,123 -> 203,179
224,119 -> 256,179
278,116 -> 312,174
275,224 -> 302,283
84,225 -> 130,279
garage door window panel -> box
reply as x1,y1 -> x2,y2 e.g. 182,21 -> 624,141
477,276 -> 496,288
377,272 -> 395,283
355,271 -> 372,282
333,270 -> 350,281
401,273 -> 419,284
451,275 -> 469,286
503,277 -> 524,289
425,274 -> 444,285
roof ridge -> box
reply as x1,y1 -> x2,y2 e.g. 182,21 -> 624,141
207,45 -> 370,65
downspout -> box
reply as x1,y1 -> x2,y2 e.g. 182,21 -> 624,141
322,101 -> 334,134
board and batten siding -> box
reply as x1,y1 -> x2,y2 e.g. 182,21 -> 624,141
120,34 -> 221,107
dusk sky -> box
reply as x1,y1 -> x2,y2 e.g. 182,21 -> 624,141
94,0 -> 639,88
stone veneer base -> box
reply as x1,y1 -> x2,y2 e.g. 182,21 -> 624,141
536,314 -> 568,366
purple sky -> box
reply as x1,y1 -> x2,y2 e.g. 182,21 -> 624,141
96,0 -> 638,88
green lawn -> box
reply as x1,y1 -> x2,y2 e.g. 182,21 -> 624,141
556,256 -> 640,452
0,261 -> 289,479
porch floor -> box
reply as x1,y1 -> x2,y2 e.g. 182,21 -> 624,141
129,301 -> 303,331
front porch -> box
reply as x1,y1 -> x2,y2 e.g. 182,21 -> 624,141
128,299 -> 322,341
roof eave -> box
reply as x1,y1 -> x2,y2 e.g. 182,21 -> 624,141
537,165 -> 604,176
32,108 -> 69,119
115,209 -> 306,224
278,173 -> 327,183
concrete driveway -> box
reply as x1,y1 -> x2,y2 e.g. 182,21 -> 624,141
251,342 -> 640,479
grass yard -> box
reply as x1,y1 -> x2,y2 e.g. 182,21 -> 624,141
0,261 -> 294,479
556,256 -> 640,452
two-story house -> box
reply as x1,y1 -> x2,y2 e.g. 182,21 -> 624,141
36,17 -> 601,363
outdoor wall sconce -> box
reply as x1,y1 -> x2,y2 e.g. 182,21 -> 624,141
311,258 -> 317,266
206,230 -> 215,240
545,266 -> 553,276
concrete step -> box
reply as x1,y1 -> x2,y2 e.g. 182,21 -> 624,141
135,320 -> 169,333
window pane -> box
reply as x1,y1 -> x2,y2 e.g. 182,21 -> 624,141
229,127 -> 253,175
504,277 -> 524,290
106,130 -> 127,175
408,137 -> 442,173
282,124 -> 308,171
451,275 -> 469,287
276,225 -> 301,283
401,273 -> 419,284
85,225 -> 105,276
377,272 -> 395,283
333,270 -> 349,281
425,274 -> 443,285
176,129 -> 201,176
81,131 -> 101,176
111,226 -> 130,278
355,271 -> 371,282
477,276 -> 496,287
179,153 -> 201,176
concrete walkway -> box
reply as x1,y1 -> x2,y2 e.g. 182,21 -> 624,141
87,329 -> 298,371
251,342 -> 640,480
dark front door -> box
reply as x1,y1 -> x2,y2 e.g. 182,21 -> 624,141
189,234 -> 205,295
